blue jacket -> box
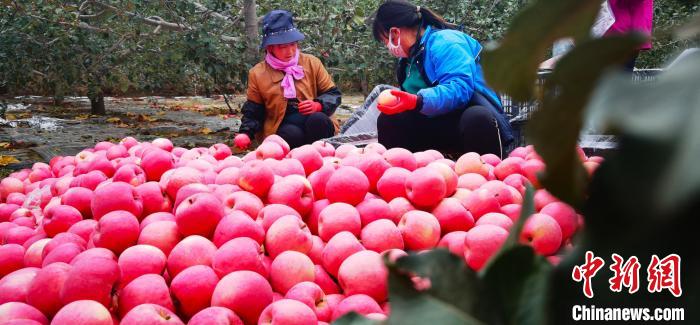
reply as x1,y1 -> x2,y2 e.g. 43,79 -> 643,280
399,26 -> 514,144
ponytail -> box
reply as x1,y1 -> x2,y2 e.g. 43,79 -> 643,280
372,0 -> 457,42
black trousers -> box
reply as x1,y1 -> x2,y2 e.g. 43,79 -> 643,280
276,112 -> 335,149
377,104 -> 503,158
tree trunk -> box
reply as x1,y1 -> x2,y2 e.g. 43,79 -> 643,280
243,0 -> 259,65
90,95 -> 106,115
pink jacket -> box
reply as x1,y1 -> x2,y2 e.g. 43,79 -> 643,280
605,0 -> 654,49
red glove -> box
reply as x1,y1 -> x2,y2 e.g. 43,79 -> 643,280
299,100 -> 323,115
233,133 -> 251,150
377,90 -> 418,115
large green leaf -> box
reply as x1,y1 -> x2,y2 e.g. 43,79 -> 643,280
482,246 -> 552,325
585,51 -> 700,213
481,0 -> 603,101
386,250 -> 485,325
526,34 -> 646,208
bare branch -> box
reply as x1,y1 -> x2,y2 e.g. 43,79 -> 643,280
92,1 -> 189,31
187,1 -> 233,23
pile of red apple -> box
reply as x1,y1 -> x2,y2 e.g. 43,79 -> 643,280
0,135 -> 602,324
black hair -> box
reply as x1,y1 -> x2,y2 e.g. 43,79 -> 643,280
371,0 -> 457,42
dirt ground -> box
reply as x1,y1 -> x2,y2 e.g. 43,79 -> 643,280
0,94 -> 366,175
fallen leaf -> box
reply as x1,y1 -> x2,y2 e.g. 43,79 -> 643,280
139,114 -> 158,122
0,142 -> 10,149
117,123 -> 130,128
106,117 -> 121,123
5,114 -> 16,120
74,114 -> 90,120
0,155 -> 20,166
200,127 -> 213,135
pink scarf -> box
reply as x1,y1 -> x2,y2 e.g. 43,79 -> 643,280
265,50 -> 305,99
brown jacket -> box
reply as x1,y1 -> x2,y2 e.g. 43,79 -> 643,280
246,53 -> 339,139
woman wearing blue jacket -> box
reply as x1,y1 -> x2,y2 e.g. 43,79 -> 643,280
372,0 -> 513,157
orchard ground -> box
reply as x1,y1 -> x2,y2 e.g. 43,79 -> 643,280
0,94 -> 366,176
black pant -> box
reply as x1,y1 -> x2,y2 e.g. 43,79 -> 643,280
276,112 -> 335,149
377,105 -> 503,157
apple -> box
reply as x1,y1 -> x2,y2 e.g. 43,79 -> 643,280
118,274 -> 174,318
91,181 -> 143,221
0,267 -> 39,305
167,235 -> 217,278
405,167 -> 446,208
61,187 -> 94,219
170,265 -> 220,319
265,215 -> 312,259
120,303 -> 184,325
331,294 -> 383,321
0,244 -> 25,278
475,212 -> 513,230
520,213 -> 563,255
138,221 -> 181,256
360,219 -> 404,253
376,167 -> 410,201
213,237 -> 266,278
51,300 -> 111,325
318,203 -> 361,242
431,197 -> 474,234
267,175 -> 314,217
338,251 -> 388,302
91,210 -> 140,255
60,257 -> 120,308
437,231 -> 468,258
377,89 -> 399,106
237,160 -> 274,198
258,299 -> 317,325
136,182 -> 172,217
188,306 -> 243,325
398,211 -> 441,251
118,245 -> 167,287
383,148 -> 417,171
325,166 -> 369,206
455,152 -> 489,177
464,225 -> 509,271
213,211 -> 265,247
211,270 -> 273,325
42,205 -> 82,237
322,231 -> 365,278
269,251 -> 315,295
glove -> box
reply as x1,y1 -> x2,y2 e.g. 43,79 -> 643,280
233,133 -> 251,150
377,90 -> 419,115
298,100 -> 323,115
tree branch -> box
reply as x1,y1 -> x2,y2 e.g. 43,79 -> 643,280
187,1 -> 234,24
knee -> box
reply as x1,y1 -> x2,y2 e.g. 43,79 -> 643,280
460,106 -> 495,130
306,112 -> 332,126
276,123 -> 304,148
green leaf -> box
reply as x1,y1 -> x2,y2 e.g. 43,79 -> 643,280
526,34 -> 646,208
481,0 -> 604,101
333,312 -> 383,325
481,246 -> 552,325
386,250 -> 485,325
586,51 -> 700,213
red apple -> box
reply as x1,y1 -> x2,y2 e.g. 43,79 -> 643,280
464,225 -> 508,271
265,215 -> 312,259
211,270 -> 273,325
267,175 -> 314,217
91,182 -> 143,221
475,212 -> 513,230
338,251 -> 388,302
383,148 -> 417,171
325,166 -> 369,206
213,211 -> 265,247
361,219 -> 404,253
118,245 -> 167,287
138,221 -> 181,256
270,251 -> 315,295
118,274 -> 174,318
322,231 -> 365,278
60,257 -> 119,308
188,307 -> 243,325
213,237 -> 266,278
431,197 -> 474,234
437,231 -> 468,258
376,167 -> 410,201
0,244 -> 25,278
331,294 -> 383,321
175,192 -> 224,238
91,210 -> 140,255
258,299 -> 317,324
398,211 -> 441,251
237,161 -> 274,198
520,213 -> 563,255
0,267 -> 39,304
170,265 -> 220,319
318,203 -> 361,242
51,300 -> 111,325
42,205 -> 82,237
120,303 -> 184,325
167,235 -> 217,278
455,152 -> 489,177
405,167 -> 446,208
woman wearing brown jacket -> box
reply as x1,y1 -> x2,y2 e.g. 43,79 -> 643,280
235,10 -> 341,150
